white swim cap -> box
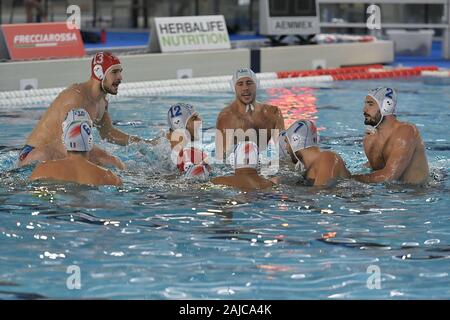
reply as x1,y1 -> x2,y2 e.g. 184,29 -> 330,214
367,87 -> 397,129
285,120 -> 319,154
230,141 -> 259,170
167,103 -> 198,131
62,108 -> 94,152
230,68 -> 259,92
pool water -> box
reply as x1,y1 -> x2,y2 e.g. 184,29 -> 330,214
0,79 -> 449,299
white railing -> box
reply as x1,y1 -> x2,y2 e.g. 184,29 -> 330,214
319,0 -> 447,4
0,74 -> 333,108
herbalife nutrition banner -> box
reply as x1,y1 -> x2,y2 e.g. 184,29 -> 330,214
150,15 -> 231,53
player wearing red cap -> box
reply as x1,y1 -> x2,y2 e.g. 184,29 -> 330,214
19,52 -> 148,169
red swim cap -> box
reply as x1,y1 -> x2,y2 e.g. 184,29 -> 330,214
91,52 -> 121,81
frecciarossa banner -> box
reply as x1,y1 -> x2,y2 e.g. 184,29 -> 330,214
1,22 -> 85,60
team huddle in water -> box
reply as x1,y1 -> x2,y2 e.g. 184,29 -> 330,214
22,52 -> 430,190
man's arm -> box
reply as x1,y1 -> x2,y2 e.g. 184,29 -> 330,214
101,169 -> 123,186
361,135 -> 373,169
314,170 -> 333,187
88,145 -> 125,170
96,111 -> 156,146
353,127 -> 416,183
89,166 -> 123,186
272,105 -> 285,130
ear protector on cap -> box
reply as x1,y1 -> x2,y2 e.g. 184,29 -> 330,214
91,52 -> 121,82
367,87 -> 398,129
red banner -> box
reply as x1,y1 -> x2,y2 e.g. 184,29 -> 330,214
1,22 -> 85,60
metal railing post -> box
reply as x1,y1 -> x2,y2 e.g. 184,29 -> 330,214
445,0 -> 450,59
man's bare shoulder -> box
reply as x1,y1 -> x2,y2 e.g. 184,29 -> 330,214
30,162 -> 50,178
218,104 -> 235,117
395,121 -> 419,138
263,104 -> 280,111
216,104 -> 237,127
320,150 -> 340,160
50,88 -> 85,111
30,160 -> 65,180
211,176 -> 231,185
42,159 -> 69,169
80,160 -> 122,185
55,83 -> 87,102
259,177 -> 276,189
81,160 -> 109,174
318,150 -> 346,168
387,122 -> 420,148
261,103 -> 281,114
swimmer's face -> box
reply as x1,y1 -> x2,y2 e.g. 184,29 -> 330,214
103,66 -> 123,95
186,114 -> 202,141
364,95 -> 382,126
235,77 -> 256,105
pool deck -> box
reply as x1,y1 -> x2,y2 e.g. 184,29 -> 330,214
84,32 -> 450,69
83,32 -> 267,49
392,41 -> 450,69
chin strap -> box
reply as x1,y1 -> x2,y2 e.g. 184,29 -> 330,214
374,115 -> 384,129
365,115 -> 385,134
293,151 -> 306,173
365,125 -> 377,135
101,80 -> 108,94
294,160 -> 305,173
245,104 -> 255,113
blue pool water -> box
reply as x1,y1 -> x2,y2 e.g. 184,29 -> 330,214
0,79 -> 449,299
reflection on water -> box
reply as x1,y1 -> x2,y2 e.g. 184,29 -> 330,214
266,87 -> 318,128
0,79 -> 449,299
